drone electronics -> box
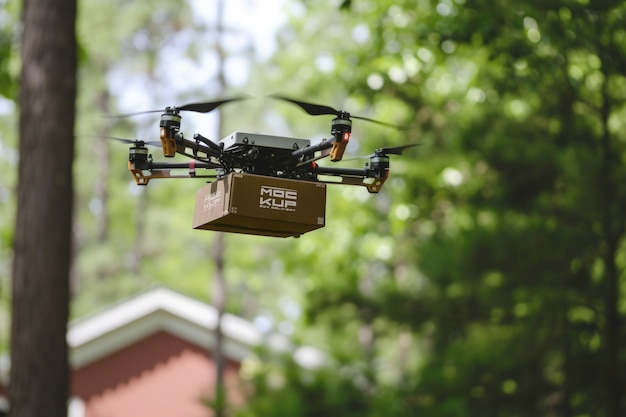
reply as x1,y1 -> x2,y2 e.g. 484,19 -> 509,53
109,96 -> 417,238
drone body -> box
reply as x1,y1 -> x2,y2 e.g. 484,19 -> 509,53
116,96 -> 416,237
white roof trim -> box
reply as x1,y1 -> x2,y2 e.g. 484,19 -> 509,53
68,287 -> 262,368
0,287 -> 324,380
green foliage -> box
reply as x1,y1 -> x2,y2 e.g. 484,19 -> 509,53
0,0 -> 19,100
67,0 -> 325,331
236,352 -> 372,417
0,0 -> 20,353
238,1 -> 626,416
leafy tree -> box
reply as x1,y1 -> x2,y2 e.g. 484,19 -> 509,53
238,353 -> 371,417
239,1 -> 626,416
0,1 -> 16,99
10,0 -> 77,415
72,0 -> 200,310
0,0 -> 20,354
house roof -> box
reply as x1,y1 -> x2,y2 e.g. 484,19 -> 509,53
69,287 -> 277,368
0,287 -> 324,385
0,288 -> 325,386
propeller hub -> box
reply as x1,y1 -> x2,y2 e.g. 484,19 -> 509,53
160,112 -> 182,125
164,106 -> 180,114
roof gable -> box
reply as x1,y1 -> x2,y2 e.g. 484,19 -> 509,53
68,287 -> 262,368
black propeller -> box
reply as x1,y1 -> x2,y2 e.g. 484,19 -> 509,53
342,143 -> 421,161
108,95 -> 249,118
375,143 -> 421,155
99,135 -> 161,147
270,94 -> 407,129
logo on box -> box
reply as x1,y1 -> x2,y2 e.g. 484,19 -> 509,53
203,191 -> 222,211
259,186 -> 297,211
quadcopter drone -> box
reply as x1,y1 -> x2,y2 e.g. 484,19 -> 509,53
109,96 -> 417,237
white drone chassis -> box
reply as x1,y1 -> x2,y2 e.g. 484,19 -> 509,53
219,131 -> 311,151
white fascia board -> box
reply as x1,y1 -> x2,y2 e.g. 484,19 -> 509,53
69,288 -> 263,368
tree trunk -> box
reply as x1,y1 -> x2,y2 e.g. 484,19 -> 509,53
10,0 -> 77,416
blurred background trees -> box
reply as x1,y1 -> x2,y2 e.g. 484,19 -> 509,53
244,1 -> 626,416
1,0 -> 624,416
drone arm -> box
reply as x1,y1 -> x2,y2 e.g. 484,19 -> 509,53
291,138 -> 334,158
128,160 -> 220,185
176,134 -> 222,160
315,166 -> 367,177
313,165 -> 389,193
150,161 -> 220,170
193,133 -> 222,153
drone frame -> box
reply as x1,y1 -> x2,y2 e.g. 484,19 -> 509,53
127,130 -> 392,193
119,96 -> 415,194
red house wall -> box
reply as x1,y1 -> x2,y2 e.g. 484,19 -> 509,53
72,331 -> 245,417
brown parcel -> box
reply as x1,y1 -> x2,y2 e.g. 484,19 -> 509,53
193,173 -> 326,238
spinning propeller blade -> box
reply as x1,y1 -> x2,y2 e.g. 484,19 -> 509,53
270,95 -> 340,116
99,135 -> 161,147
270,94 -> 407,129
176,97 -> 247,113
341,143 -> 421,161
107,95 -> 249,118
376,143 -> 421,155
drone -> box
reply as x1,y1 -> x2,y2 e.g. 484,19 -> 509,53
109,95 -> 418,237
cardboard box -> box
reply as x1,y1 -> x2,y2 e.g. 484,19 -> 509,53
193,173 -> 326,238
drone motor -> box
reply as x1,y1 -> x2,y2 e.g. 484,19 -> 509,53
159,108 -> 182,157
